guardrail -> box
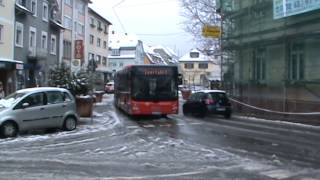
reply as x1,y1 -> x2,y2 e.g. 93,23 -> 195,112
229,97 -> 320,115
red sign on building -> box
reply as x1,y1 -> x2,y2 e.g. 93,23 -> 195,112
74,40 -> 84,60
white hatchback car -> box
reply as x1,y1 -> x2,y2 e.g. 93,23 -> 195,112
0,87 -> 79,138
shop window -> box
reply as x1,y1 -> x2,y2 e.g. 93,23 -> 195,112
199,63 -> 208,69
253,48 -> 266,81
289,43 -> 304,81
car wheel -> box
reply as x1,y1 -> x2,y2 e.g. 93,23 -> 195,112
1,122 -> 18,138
63,117 -> 77,131
182,106 -> 190,116
224,112 -> 231,119
196,107 -> 207,118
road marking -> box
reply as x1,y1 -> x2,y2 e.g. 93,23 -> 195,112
127,126 -> 138,129
159,124 -> 172,127
100,166 -> 224,180
142,124 -> 156,128
260,169 -> 295,179
189,122 -> 202,125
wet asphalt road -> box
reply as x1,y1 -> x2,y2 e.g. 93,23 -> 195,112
0,94 -> 319,179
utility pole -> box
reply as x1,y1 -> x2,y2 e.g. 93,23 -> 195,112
219,0 -> 224,89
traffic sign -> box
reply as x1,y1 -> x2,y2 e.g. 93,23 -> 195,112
202,25 -> 221,38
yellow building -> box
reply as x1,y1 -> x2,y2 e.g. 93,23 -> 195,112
179,49 -> 221,88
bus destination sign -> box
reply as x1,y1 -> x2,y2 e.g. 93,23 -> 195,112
143,69 -> 169,76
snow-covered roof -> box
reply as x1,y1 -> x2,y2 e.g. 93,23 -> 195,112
145,45 -> 179,64
179,49 -> 211,62
152,45 -> 177,58
109,33 -> 139,49
145,52 -> 167,65
108,55 -> 135,59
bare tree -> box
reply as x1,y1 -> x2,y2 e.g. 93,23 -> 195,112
180,0 -> 221,55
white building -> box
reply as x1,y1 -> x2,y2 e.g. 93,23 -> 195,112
108,33 -> 144,73
179,49 -> 221,87
87,7 -> 112,88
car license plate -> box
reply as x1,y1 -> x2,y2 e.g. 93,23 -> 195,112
152,111 -> 161,115
151,106 -> 161,115
217,107 -> 226,111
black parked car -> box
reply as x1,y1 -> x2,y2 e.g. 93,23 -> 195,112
182,90 -> 232,118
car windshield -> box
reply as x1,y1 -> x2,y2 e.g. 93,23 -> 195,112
0,92 -> 26,108
209,92 -> 227,100
131,67 -> 178,101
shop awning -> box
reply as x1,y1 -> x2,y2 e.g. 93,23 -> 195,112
0,59 -> 24,70
207,75 -> 221,81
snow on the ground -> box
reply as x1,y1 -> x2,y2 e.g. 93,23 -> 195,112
0,94 -> 119,144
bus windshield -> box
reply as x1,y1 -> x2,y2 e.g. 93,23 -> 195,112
132,67 -> 178,101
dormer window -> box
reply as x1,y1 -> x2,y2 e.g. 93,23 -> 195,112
190,52 -> 200,58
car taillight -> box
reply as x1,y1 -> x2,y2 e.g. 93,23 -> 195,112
205,99 -> 215,105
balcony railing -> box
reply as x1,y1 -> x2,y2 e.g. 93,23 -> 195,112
28,48 -> 48,59
37,48 -> 47,59
28,48 -> 36,58
15,2 -> 32,15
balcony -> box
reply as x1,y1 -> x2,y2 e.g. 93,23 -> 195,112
15,2 -> 32,16
37,48 -> 48,59
28,48 -> 48,60
50,19 -> 64,30
28,48 -> 36,59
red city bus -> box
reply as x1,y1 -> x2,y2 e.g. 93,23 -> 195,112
114,65 -> 179,116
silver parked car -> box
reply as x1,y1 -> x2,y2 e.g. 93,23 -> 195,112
0,87 -> 79,138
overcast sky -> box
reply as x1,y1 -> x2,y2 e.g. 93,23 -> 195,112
89,0 -> 196,57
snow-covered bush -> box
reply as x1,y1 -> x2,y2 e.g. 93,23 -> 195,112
48,63 -> 90,96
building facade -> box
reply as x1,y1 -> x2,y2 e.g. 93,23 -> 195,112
88,7 -> 111,88
0,0 -> 22,95
60,0 -> 91,72
15,0 -> 64,89
220,0 -> 320,119
108,33 -> 145,74
179,49 -> 221,88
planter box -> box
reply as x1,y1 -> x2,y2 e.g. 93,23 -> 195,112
76,96 -> 94,117
94,91 -> 104,103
